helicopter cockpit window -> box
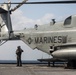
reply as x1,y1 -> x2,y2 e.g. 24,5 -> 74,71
64,16 -> 71,25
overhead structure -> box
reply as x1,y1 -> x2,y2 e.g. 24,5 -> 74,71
11,0 -> 28,12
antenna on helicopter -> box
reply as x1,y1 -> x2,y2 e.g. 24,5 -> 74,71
11,0 -> 28,12
52,19 -> 56,25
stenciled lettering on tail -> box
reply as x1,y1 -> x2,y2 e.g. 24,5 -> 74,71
27,36 -> 67,44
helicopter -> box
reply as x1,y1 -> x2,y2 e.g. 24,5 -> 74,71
0,0 -> 76,68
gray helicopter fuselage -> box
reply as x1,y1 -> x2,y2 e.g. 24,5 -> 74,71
14,15 -> 76,59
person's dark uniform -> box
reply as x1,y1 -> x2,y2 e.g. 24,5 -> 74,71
16,46 -> 24,66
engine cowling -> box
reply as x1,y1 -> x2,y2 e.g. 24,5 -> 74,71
52,47 -> 76,60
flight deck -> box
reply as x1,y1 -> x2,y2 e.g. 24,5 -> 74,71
0,64 -> 76,75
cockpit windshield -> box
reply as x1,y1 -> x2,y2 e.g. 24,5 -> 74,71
64,16 -> 71,25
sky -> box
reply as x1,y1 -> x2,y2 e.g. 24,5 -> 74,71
0,0 -> 76,60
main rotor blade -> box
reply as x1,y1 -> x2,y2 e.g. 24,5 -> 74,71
1,1 -> 76,4
22,1 -> 76,4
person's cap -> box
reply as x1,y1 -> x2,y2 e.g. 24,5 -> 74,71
17,46 -> 20,48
